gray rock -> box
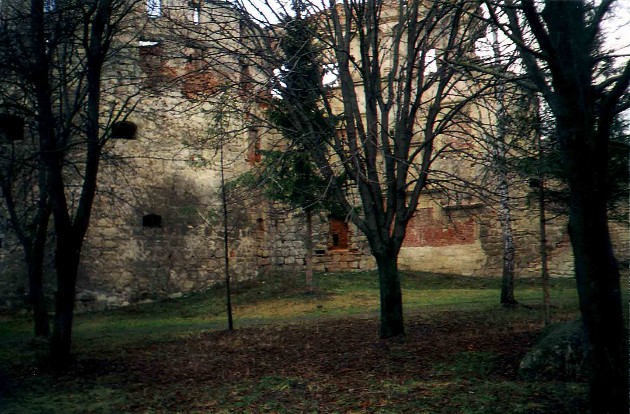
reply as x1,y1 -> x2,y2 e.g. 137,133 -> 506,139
519,319 -> 588,380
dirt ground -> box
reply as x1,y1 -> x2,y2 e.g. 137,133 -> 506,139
6,308 -> 587,413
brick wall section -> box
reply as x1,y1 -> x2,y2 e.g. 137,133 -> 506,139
329,218 -> 349,249
404,207 -> 476,247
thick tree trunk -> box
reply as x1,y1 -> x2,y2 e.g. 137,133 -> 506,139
304,209 -> 314,293
569,189 -> 627,413
375,254 -> 404,338
49,247 -> 80,368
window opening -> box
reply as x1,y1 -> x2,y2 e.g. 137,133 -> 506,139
111,121 -> 137,139
147,0 -> 161,18
329,218 -> 349,250
247,127 -> 261,164
322,63 -> 339,87
191,1 -> 201,24
0,114 -> 25,142
142,213 -> 162,228
138,40 -> 165,89
424,49 -> 437,75
44,0 -> 55,12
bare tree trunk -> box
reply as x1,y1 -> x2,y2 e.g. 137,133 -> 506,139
304,209 -> 314,293
569,192 -> 626,412
49,245 -> 80,367
375,253 -> 404,338
3,177 -> 51,338
536,129 -> 551,326
565,138 -> 627,412
538,182 -> 551,326
25,238 -> 50,337
46,0 -> 108,366
491,28 -> 516,306
498,178 -> 516,306
30,174 -> 52,338
220,141 -> 234,331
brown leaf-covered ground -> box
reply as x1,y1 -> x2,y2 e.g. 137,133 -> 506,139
4,308 -> 587,413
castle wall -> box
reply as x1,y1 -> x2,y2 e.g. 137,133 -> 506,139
0,1 -> 627,311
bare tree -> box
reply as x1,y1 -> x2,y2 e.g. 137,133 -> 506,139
483,1 -> 629,411
0,0 -> 140,367
202,0 -> 489,338
0,136 -> 51,337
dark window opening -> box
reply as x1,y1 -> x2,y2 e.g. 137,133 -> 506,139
139,40 -> 166,89
247,128 -> 261,164
256,218 -> 264,232
0,114 -> 25,142
142,213 -> 162,228
111,121 -> 137,140
329,218 -> 349,250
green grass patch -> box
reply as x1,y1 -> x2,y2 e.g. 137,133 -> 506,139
0,271 -> 625,414
0,270 -> 591,363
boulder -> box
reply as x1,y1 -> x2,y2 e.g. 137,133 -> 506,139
519,319 -> 588,380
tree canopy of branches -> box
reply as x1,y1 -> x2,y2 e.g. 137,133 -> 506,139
483,0 -> 629,411
0,0 -> 139,367
210,0 -> 489,338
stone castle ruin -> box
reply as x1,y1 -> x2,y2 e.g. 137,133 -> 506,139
0,0 -> 627,310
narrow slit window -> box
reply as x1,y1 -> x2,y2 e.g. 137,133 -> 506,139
142,213 -> 162,228
111,121 -> 137,140
191,2 -> 201,24
247,127 -> 261,164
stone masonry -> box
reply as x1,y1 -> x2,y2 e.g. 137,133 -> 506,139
0,1 -> 627,310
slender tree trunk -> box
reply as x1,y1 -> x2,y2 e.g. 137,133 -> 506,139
4,180 -> 51,337
536,130 -> 551,326
491,28 -> 516,306
375,253 -> 404,338
49,246 -> 80,367
29,198 -> 51,337
26,252 -> 50,338
538,180 -> 551,326
498,178 -> 516,306
304,209 -> 314,293
220,142 -> 234,331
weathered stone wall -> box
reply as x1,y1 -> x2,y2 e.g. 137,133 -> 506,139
0,1 -> 628,311
252,206 -> 374,275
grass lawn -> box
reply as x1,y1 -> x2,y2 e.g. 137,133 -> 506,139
0,271 -> 625,413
